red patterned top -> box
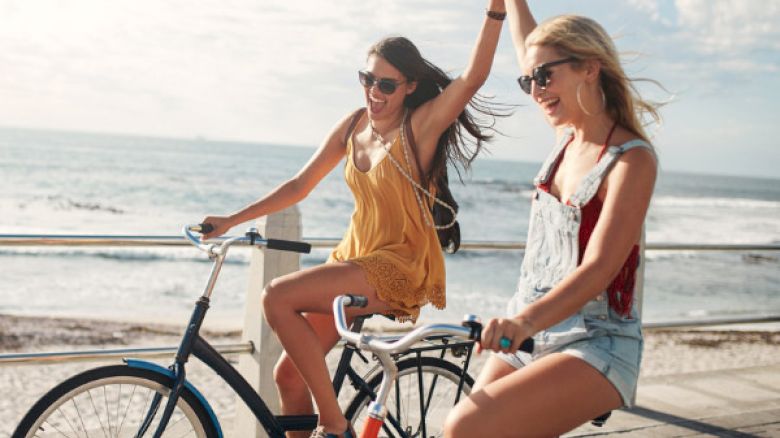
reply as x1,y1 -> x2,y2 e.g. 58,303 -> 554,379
538,126 -> 638,317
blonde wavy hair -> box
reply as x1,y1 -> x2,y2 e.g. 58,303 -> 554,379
527,15 -> 661,142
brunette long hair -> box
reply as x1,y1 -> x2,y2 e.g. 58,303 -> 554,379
368,36 -> 501,187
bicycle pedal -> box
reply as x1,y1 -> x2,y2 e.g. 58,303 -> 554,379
591,411 -> 611,427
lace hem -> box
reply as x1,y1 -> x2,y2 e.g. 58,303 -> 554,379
349,254 -> 445,323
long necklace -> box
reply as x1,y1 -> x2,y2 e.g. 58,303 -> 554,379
368,116 -> 399,146
367,110 -> 457,230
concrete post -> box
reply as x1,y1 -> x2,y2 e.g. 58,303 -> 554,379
234,206 -> 302,437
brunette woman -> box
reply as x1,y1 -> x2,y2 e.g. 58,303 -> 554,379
202,2 -> 508,436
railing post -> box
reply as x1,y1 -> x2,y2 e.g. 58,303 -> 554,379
234,206 -> 302,437
636,227 -> 647,319
631,226 -> 647,406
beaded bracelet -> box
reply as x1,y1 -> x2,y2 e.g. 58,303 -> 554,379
486,9 -> 507,21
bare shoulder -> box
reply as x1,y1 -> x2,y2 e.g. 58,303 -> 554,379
612,127 -> 656,167
605,130 -> 658,192
611,154 -> 656,200
332,108 -> 366,145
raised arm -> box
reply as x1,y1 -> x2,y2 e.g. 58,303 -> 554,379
505,0 -> 538,70
200,112 -> 356,239
410,0 -> 506,171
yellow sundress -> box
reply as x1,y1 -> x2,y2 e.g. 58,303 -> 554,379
328,129 -> 446,322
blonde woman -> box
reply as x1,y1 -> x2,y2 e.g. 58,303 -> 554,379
445,1 -> 660,436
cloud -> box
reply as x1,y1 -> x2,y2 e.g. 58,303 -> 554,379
0,0 -> 484,144
1,0 -> 777,178
627,0 -> 661,21
625,0 -> 779,74
674,0 -> 780,54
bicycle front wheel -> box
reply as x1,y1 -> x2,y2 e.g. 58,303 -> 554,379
345,357 -> 474,438
13,364 -> 218,438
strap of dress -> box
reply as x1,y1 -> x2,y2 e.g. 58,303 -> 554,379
533,129 -> 574,186
568,139 -> 655,208
343,107 -> 367,146
403,109 -> 426,187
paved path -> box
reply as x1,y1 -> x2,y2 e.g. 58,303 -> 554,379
566,365 -> 780,437
216,364 -> 780,437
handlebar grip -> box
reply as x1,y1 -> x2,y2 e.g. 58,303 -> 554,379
266,238 -> 312,254
345,294 -> 369,308
198,223 -> 215,234
464,321 -> 534,353
518,337 -> 534,353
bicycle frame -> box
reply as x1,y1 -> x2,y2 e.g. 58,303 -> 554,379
138,226 -> 466,437
146,306 -> 319,436
138,226 -> 490,438
142,286 -> 478,437
142,226 -> 321,437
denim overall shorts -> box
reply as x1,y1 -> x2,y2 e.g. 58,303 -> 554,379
498,133 -> 654,406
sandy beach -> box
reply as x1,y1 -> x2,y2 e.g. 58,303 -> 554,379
1,314 -> 778,437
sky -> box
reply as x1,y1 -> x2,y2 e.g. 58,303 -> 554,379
1,0 -> 779,179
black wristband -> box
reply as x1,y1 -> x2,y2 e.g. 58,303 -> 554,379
486,10 -> 507,21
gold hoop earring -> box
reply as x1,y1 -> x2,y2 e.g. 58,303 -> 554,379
600,87 -> 606,112
576,83 -> 606,116
576,82 -> 592,116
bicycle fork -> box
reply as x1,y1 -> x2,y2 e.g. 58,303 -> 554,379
360,349 -> 398,438
147,363 -> 189,437
145,296 -> 212,437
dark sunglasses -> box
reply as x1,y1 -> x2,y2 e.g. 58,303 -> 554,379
517,57 -> 577,94
358,70 -> 405,94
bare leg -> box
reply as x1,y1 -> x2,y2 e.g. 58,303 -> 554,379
262,261 -> 394,434
472,355 -> 517,393
444,353 -> 622,438
274,313 -> 344,438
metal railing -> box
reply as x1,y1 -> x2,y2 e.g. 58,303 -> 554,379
0,343 -> 253,365
1,234 -> 778,366
2,233 -> 780,251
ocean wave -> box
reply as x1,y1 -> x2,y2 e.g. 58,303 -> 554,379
465,178 -> 535,193
42,195 -> 125,214
642,251 -> 700,261
653,196 -> 780,209
0,248 -> 250,265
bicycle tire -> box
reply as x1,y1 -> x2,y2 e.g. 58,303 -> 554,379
13,364 -> 219,438
345,357 -> 474,438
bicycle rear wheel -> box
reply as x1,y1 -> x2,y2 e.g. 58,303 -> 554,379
345,357 -> 473,438
13,364 -> 218,438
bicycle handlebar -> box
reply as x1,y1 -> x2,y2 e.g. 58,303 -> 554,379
183,223 -> 312,256
267,238 -> 312,254
332,295 -> 534,355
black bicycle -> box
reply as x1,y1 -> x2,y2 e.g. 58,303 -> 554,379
13,224 -> 486,438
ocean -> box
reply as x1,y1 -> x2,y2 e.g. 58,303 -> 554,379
1,127 -> 779,328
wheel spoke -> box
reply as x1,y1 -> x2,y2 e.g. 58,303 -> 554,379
55,404 -> 80,437
40,417 -> 78,438
103,386 -> 113,437
72,398 -> 89,437
86,389 -> 110,438
117,384 -> 138,436
113,384 -> 121,436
